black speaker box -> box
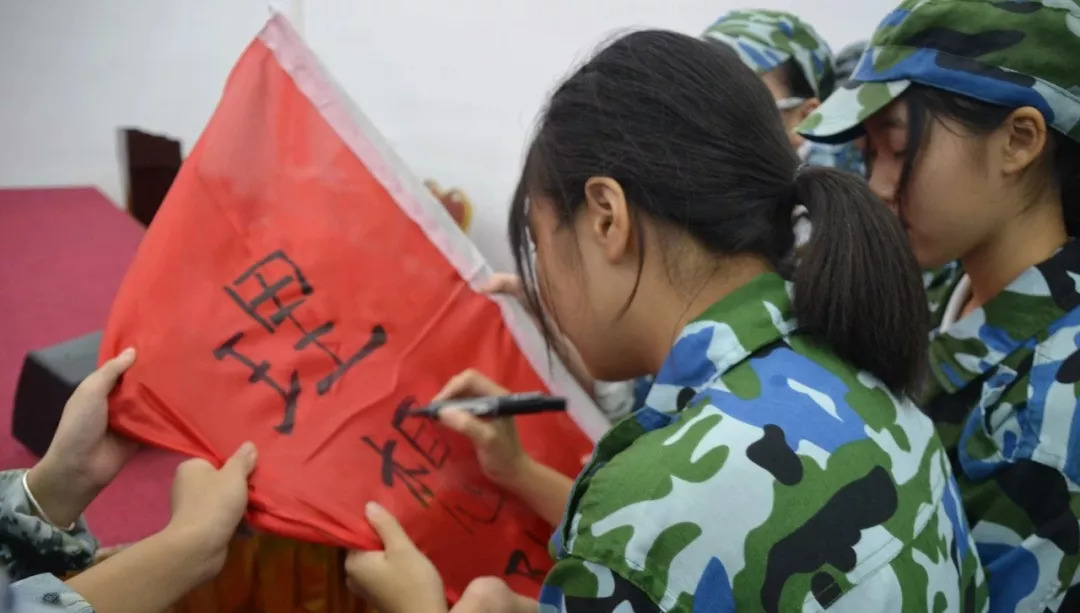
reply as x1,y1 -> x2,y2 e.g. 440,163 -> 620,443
12,331 -> 102,457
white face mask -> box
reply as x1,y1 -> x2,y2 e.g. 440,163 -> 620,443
775,97 -> 807,112
796,140 -> 813,162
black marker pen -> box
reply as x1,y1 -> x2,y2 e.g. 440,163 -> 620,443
409,392 -> 566,419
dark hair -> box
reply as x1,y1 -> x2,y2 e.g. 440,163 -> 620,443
509,30 -> 928,395
901,85 -> 1080,235
783,58 -> 833,101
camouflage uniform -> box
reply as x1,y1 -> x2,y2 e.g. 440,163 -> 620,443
799,1 -> 1080,609
539,273 -> 987,612
922,245 -> 1080,612
701,10 -> 865,176
617,11 -> 867,417
1,470 -> 96,611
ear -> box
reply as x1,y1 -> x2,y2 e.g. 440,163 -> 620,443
582,177 -> 632,264
796,98 -> 821,123
999,106 -> 1048,176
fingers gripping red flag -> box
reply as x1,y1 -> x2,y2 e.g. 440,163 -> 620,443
100,15 -> 606,601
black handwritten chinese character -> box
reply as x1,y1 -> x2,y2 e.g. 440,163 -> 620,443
212,332 -> 302,434
239,255 -> 389,388
244,258 -> 388,396
224,250 -> 313,333
362,436 -> 435,507
392,398 -> 450,468
504,549 -> 547,580
314,325 -> 387,394
216,250 -> 389,434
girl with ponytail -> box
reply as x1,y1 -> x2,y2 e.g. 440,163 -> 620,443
344,29 -> 984,612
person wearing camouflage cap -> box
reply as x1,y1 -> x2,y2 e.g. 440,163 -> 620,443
1,350 -> 262,612
833,40 -> 868,85
343,29 -> 986,613
800,0 -> 1080,610
702,9 -> 866,175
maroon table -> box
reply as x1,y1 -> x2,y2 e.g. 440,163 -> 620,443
0,187 -> 179,545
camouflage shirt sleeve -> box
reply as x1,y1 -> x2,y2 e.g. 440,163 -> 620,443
4,571 -> 93,612
963,458 -> 1080,612
0,470 -> 97,581
539,557 -> 665,613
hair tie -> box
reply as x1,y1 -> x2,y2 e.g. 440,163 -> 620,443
791,164 -> 810,249
794,162 -> 809,180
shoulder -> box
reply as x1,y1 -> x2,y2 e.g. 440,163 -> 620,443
990,304 -> 1080,481
714,337 -> 941,469
562,342 -> 952,611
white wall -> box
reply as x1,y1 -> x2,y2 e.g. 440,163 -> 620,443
0,0 -> 893,270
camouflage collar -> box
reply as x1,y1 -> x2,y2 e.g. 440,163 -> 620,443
552,273 -> 797,555
928,240 -> 1080,394
640,273 -> 797,421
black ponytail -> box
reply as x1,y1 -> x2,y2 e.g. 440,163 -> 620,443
793,166 -> 928,394
511,30 -> 928,395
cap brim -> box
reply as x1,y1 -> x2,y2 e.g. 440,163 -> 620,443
798,79 -> 911,144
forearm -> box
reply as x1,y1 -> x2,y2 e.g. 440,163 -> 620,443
25,461 -> 100,530
66,528 -> 220,613
499,459 -> 573,527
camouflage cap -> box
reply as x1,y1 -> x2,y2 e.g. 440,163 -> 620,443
799,0 -> 1080,144
702,9 -> 836,99
834,40 -> 868,83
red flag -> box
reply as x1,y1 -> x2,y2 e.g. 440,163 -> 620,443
101,15 -> 606,601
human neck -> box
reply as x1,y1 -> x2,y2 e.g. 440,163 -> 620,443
635,255 -> 773,374
962,196 -> 1067,313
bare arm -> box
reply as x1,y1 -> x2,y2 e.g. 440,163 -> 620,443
69,443 -> 257,613
66,528 -> 220,613
435,370 -> 576,528
496,458 -> 573,528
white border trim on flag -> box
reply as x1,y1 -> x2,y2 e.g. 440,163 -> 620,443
257,15 -> 609,441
